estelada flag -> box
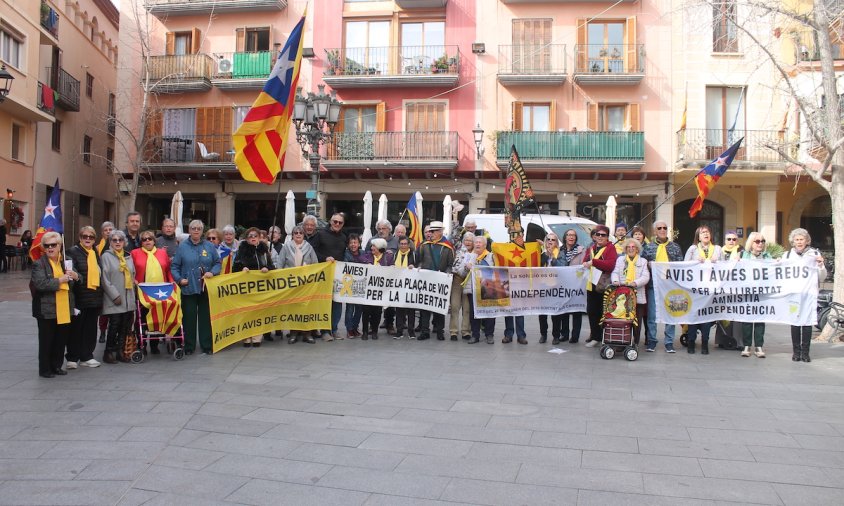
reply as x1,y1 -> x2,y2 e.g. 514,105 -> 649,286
492,241 -> 541,267
232,13 -> 305,184
689,137 -> 743,218
137,282 -> 183,336
30,179 -> 63,261
219,245 -> 234,275
406,192 -> 423,247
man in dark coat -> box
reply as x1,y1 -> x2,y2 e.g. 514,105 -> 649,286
312,213 -> 347,341
416,221 -> 455,341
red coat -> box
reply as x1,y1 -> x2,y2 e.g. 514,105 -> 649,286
586,241 -> 618,273
130,247 -> 174,283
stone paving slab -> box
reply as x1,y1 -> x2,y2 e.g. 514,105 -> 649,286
2,271 -> 844,505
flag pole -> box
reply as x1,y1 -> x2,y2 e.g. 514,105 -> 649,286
269,172 -> 284,237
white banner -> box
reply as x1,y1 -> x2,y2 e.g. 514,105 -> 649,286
332,262 -> 452,315
471,266 -> 587,318
652,259 -> 819,326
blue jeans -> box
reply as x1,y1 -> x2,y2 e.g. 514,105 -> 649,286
324,301 -> 342,334
504,316 -> 525,338
345,303 -> 362,332
646,284 -> 675,348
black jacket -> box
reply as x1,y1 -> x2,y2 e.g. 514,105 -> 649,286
233,241 -> 274,272
313,228 -> 347,262
67,244 -> 103,309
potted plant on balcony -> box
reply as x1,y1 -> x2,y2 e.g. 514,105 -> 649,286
432,55 -> 449,73
325,50 -> 340,75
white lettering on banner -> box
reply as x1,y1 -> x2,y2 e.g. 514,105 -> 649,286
652,259 -> 819,326
471,266 -> 587,318
332,262 -> 453,315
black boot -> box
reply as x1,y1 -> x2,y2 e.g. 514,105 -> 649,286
701,340 -> 709,355
801,336 -> 811,363
687,339 -> 696,354
539,335 -> 547,344
791,332 -> 802,361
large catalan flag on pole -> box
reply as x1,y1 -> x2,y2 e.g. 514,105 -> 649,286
689,137 -> 743,218
138,282 -> 183,336
232,13 -> 306,184
406,192 -> 423,247
29,179 -> 63,261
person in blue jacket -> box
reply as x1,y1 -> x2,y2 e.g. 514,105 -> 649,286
171,220 -> 221,355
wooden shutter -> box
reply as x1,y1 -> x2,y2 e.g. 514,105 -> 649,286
512,101 -> 523,131
626,103 -> 640,131
587,102 -> 599,131
512,19 -> 552,72
165,32 -> 175,55
191,28 -> 202,54
376,102 -> 386,131
406,102 -> 445,131
235,28 -> 245,52
625,17 -> 637,72
195,107 -> 233,159
144,110 -> 162,162
549,101 -> 557,131
576,18 -> 587,72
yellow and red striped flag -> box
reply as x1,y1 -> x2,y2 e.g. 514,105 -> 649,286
232,13 -> 306,184
137,283 -> 182,337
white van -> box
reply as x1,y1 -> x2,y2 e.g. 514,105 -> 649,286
462,213 -> 597,247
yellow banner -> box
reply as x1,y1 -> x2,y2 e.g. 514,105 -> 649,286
206,263 -> 334,352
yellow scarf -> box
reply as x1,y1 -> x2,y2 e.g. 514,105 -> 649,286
83,246 -> 100,290
50,257 -> 71,324
477,250 -> 488,262
143,247 -> 165,282
373,253 -> 382,265
96,238 -> 107,256
615,242 -> 624,254
698,243 -> 715,261
395,250 -> 409,268
587,246 -> 607,291
655,241 -> 669,262
722,245 -> 740,260
550,247 -> 559,264
625,255 -> 639,284
116,252 -> 132,289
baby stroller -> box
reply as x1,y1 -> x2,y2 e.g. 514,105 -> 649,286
598,285 -> 639,361
134,282 -> 185,362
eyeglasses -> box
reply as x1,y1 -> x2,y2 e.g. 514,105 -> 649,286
206,236 -> 218,240
111,238 -> 124,243
656,226 -> 668,230
293,231 -> 304,235
189,227 -> 203,231
594,233 -> 608,237
142,237 -> 155,242
545,239 -> 557,242
43,243 -> 58,249
754,239 -> 766,244
331,220 -> 344,225
80,234 -> 96,240
725,237 -> 737,242
247,234 -> 259,239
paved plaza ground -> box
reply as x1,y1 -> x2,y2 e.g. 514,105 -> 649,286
2,268 -> 844,505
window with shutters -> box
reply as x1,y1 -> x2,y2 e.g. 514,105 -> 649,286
83,135 -> 92,165
1,26 -> 24,70
341,106 -> 379,133
705,86 -> 745,156
512,102 -> 556,131
236,27 -> 270,52
165,29 -> 201,55
512,19 -> 552,73
576,18 -> 637,73
712,0 -> 738,53
86,73 -> 94,98
174,32 -> 192,55
405,101 -> 447,159
586,103 -> 640,131
405,101 -> 446,131
11,123 -> 22,161
334,104 -> 384,159
195,107 -> 233,161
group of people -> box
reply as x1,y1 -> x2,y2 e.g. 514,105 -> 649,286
30,210 -> 827,378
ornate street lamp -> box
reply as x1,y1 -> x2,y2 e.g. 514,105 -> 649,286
0,64 -> 14,102
292,84 -> 342,217
472,124 -> 484,158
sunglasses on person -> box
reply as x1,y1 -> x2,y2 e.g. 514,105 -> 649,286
331,220 -> 344,225
80,234 -> 96,240
111,238 -> 124,243
206,236 -> 218,240
754,239 -> 766,244
43,243 -> 58,249
247,233 -> 259,239
725,237 -> 738,242
656,226 -> 668,230
142,237 -> 155,242
594,232 -> 608,237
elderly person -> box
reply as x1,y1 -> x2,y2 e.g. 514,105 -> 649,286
123,211 -> 143,253
234,227 -> 275,348
101,230 -> 137,364
131,229 -> 174,354
684,225 -> 721,354
361,238 -> 394,340
538,233 -> 563,344
205,229 -> 221,247
559,228 -> 586,344
782,228 -> 826,362
613,222 -> 628,254
221,225 -> 239,251
342,234 -> 369,339
171,220 -> 221,355
641,220 -> 684,353
313,213 -> 347,341
611,238 -> 650,346
392,236 -> 419,339
417,221 -> 455,341
66,226 -> 103,369
276,225 -> 319,344
156,218 -> 179,258
583,225 -> 618,347
467,236 -> 495,344
31,231 -> 80,377
96,221 -> 115,343
738,232 -> 772,358
721,230 -> 744,261
449,232 -> 476,341
368,220 -> 398,334
302,215 -> 320,248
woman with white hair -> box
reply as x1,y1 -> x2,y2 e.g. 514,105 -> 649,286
611,238 -> 650,346
275,225 -> 319,344
738,232 -> 772,358
782,228 -> 826,362
171,220 -> 221,355
361,238 -> 394,340
101,230 -> 137,364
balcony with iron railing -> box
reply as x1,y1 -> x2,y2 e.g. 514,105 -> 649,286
144,54 -> 215,93
497,44 -> 566,85
142,134 -> 235,172
40,1 -> 59,40
37,82 -> 56,116
496,131 -> 645,169
210,51 -> 274,90
323,45 -> 460,88
45,67 -> 80,112
573,44 -> 644,85
323,131 -> 459,169
145,0 -> 286,17
676,129 -> 787,170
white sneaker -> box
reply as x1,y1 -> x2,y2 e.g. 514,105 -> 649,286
66,361 -> 78,370
585,340 -> 598,348
755,347 -> 766,358
80,359 -> 101,368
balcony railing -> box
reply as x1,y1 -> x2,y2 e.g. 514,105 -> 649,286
41,1 -> 59,38
147,54 -> 214,81
45,67 -> 80,112
211,51 -> 273,80
143,134 -> 234,164
677,129 -> 786,164
498,44 -> 566,75
324,45 -> 459,77
145,0 -> 287,16
325,132 -> 458,161
574,44 -> 644,74
37,82 -> 55,116
496,131 -> 644,162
